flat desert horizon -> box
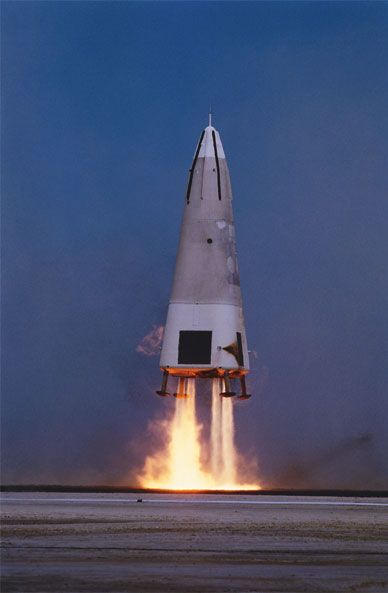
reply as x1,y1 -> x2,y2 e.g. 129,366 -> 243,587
2,491 -> 388,593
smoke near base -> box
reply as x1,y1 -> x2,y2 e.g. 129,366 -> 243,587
138,378 -> 259,490
136,326 -> 164,357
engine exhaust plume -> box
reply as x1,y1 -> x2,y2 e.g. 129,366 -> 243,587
138,378 -> 259,490
139,378 -> 213,489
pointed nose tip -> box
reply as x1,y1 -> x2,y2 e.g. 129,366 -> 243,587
198,123 -> 225,159
207,112 -> 216,131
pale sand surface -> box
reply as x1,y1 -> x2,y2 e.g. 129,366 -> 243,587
1,492 -> 388,592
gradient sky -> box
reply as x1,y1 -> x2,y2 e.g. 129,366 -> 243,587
2,1 -> 388,488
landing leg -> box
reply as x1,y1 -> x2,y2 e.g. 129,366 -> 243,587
238,375 -> 251,400
156,370 -> 170,396
220,374 -> 236,397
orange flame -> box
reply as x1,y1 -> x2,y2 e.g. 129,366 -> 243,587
139,378 -> 260,490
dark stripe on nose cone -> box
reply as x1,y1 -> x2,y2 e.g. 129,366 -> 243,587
212,130 -> 222,200
186,130 -> 205,204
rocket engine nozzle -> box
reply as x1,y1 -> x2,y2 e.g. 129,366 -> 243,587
173,377 -> 190,398
156,369 -> 251,400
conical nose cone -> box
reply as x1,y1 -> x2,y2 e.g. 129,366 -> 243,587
173,124 -> 238,305
197,125 -> 226,159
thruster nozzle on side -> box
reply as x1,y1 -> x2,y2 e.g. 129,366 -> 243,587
156,118 -> 251,399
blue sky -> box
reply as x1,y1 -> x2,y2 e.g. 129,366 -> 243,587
2,1 -> 388,487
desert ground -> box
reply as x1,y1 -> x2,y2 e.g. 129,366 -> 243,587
1,492 -> 388,593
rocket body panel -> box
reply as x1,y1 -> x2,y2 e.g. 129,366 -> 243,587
160,303 -> 249,373
159,124 -> 249,379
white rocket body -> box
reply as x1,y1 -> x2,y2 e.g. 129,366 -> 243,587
158,122 -> 250,398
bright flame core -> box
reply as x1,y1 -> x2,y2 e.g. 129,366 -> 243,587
139,378 -> 259,490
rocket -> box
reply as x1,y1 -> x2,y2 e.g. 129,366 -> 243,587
157,116 -> 251,399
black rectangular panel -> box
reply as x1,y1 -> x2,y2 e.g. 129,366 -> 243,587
236,332 -> 244,367
178,331 -> 212,364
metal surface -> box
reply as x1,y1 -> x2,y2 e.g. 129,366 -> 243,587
158,121 -> 250,395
